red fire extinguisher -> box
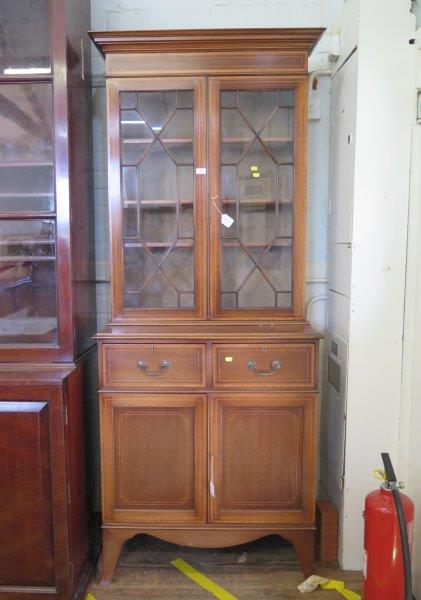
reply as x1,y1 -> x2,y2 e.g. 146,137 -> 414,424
363,453 -> 415,600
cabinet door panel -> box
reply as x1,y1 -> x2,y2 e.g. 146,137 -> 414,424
209,77 -> 307,320
210,394 -> 316,524
101,393 -> 206,523
0,401 -> 55,587
108,77 -> 207,321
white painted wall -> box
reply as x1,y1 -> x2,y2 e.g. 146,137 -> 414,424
400,25 -> 421,597
343,0 -> 413,568
323,0 -> 415,573
90,0 -> 344,331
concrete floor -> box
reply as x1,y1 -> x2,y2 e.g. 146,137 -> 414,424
87,535 -> 363,599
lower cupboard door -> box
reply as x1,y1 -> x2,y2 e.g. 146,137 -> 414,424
101,393 -> 207,524
0,400 -> 56,591
209,394 -> 316,524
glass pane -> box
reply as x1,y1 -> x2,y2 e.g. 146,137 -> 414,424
221,109 -> 253,163
120,89 -> 196,309
162,247 -> 194,292
177,91 -> 193,109
0,1 -> 51,75
238,91 -> 277,131
219,88 -> 295,309
139,207 -> 177,244
161,109 -> 193,163
139,144 -> 176,203
261,108 -> 294,163
0,83 -> 54,213
138,92 -> 176,133
0,219 -> 57,344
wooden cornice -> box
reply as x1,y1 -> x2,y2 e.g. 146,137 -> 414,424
89,28 -> 325,57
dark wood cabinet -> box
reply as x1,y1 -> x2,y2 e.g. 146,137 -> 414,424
0,1 -> 96,597
91,28 -> 324,586
0,400 -> 55,589
0,0 -> 95,361
0,366 -> 90,599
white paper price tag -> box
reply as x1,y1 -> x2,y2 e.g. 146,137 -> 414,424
195,167 -> 207,175
221,213 -> 234,228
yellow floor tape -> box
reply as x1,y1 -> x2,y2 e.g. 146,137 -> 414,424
171,558 -> 238,600
320,579 -> 361,600
86,568 -> 360,600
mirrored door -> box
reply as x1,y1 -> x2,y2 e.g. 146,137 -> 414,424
108,77 -> 206,320
209,77 -> 307,320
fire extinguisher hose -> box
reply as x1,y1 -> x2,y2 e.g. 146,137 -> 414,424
381,453 -> 415,600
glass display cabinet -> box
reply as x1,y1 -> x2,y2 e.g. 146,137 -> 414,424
0,1 -> 95,360
91,28 -> 324,587
0,2 -> 96,599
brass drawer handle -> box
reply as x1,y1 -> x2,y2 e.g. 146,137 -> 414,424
247,359 -> 281,376
137,360 -> 171,376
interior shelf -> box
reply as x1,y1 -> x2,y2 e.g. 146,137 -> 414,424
123,138 -> 193,144
123,239 -> 291,249
222,137 -> 293,143
124,240 -> 194,248
0,162 -> 53,168
222,238 -> 292,247
221,197 -> 293,205
0,239 -> 55,245
122,198 -> 293,207
0,256 -> 56,262
123,199 -> 193,207
122,137 -> 293,145
0,193 -> 54,198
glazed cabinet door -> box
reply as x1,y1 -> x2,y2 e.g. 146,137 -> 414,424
107,78 -> 207,321
0,400 -> 56,593
0,83 -> 58,347
101,393 -> 207,523
209,77 -> 307,320
209,394 -> 316,524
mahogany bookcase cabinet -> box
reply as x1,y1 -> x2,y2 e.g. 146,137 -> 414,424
91,28 -> 324,586
0,1 -> 96,598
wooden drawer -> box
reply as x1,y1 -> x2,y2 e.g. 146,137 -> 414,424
213,343 -> 316,389
101,343 -> 206,389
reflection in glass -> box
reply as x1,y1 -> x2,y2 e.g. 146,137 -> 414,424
0,83 -> 54,213
0,220 -> 57,344
120,90 -> 196,309
219,88 -> 295,309
0,1 -> 51,74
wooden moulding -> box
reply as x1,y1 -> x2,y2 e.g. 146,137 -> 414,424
105,51 -> 307,77
89,28 -> 325,77
89,28 -> 325,56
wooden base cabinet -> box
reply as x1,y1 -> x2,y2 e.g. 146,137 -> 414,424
96,329 -> 321,585
91,28 -> 324,586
